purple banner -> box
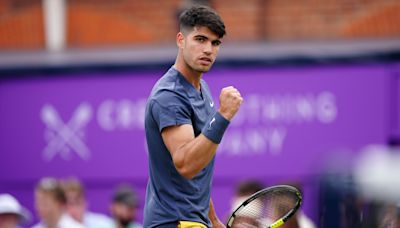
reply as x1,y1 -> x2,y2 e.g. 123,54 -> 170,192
0,64 -> 397,225
0,70 -> 161,181
209,65 -> 391,178
394,63 -> 400,137
0,65 -> 392,180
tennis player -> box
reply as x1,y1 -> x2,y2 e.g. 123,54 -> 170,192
143,5 -> 243,228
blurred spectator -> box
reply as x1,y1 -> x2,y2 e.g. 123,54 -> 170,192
352,143 -> 400,227
318,172 -> 363,228
378,202 -> 400,228
280,182 -> 316,228
0,193 -> 31,228
32,177 -> 83,228
225,180 -> 264,226
110,185 -> 142,228
230,180 -> 264,213
61,177 -> 113,228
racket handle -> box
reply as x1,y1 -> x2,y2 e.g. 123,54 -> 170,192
270,219 -> 284,228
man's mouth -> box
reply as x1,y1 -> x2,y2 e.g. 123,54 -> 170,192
199,57 -> 212,64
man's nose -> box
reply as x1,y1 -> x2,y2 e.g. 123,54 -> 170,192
203,42 -> 212,54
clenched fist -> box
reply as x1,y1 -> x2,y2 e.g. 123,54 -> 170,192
218,86 -> 243,121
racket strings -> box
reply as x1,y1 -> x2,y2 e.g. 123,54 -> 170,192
232,189 -> 298,227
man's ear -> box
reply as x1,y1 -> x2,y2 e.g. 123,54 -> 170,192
176,32 -> 185,49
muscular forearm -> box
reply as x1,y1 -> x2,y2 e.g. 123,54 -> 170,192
172,133 -> 218,179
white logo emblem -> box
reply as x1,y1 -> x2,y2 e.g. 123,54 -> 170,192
41,103 -> 93,161
209,117 -> 216,129
210,101 -> 214,107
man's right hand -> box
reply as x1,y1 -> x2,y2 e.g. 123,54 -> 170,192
218,86 -> 243,121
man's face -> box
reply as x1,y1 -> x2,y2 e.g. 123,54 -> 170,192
34,190 -> 62,222
110,203 -> 135,227
0,214 -> 19,228
179,26 -> 222,73
65,191 -> 86,223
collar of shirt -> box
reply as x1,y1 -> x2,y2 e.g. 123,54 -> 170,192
171,67 -> 204,100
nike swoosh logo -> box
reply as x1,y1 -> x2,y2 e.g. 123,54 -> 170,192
209,117 -> 216,129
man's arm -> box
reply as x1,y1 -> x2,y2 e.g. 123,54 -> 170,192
162,86 -> 242,179
162,124 -> 218,179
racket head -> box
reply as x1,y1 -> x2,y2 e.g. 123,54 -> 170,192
226,185 -> 302,228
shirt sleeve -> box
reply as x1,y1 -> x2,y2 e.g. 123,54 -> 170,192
150,94 -> 192,132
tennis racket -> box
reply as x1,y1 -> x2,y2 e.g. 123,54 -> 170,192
226,185 -> 302,228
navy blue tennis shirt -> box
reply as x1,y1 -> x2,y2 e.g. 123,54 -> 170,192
143,67 -> 217,227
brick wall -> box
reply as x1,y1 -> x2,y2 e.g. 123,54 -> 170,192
67,0 -> 182,47
213,0 -> 264,42
0,0 -> 44,49
261,0 -> 400,41
0,0 -> 399,49
340,1 -> 400,38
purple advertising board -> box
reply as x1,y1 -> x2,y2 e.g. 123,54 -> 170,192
394,63 -> 400,138
0,64 -> 397,225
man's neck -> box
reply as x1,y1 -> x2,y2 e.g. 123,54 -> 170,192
173,60 -> 202,91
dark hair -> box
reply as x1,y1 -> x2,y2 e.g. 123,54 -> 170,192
179,5 -> 226,38
112,184 -> 138,208
236,180 -> 264,196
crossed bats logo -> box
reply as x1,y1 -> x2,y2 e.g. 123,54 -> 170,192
40,103 -> 93,161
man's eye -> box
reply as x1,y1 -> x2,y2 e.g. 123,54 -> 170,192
196,37 -> 205,42
212,41 -> 221,46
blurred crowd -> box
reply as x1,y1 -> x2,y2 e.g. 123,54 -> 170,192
2,174 -> 400,227
0,177 -> 142,228
1,177 -> 318,228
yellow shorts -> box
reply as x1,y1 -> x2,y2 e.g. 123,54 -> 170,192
178,221 -> 207,228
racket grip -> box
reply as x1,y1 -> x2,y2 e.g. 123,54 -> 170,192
270,219 -> 284,228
